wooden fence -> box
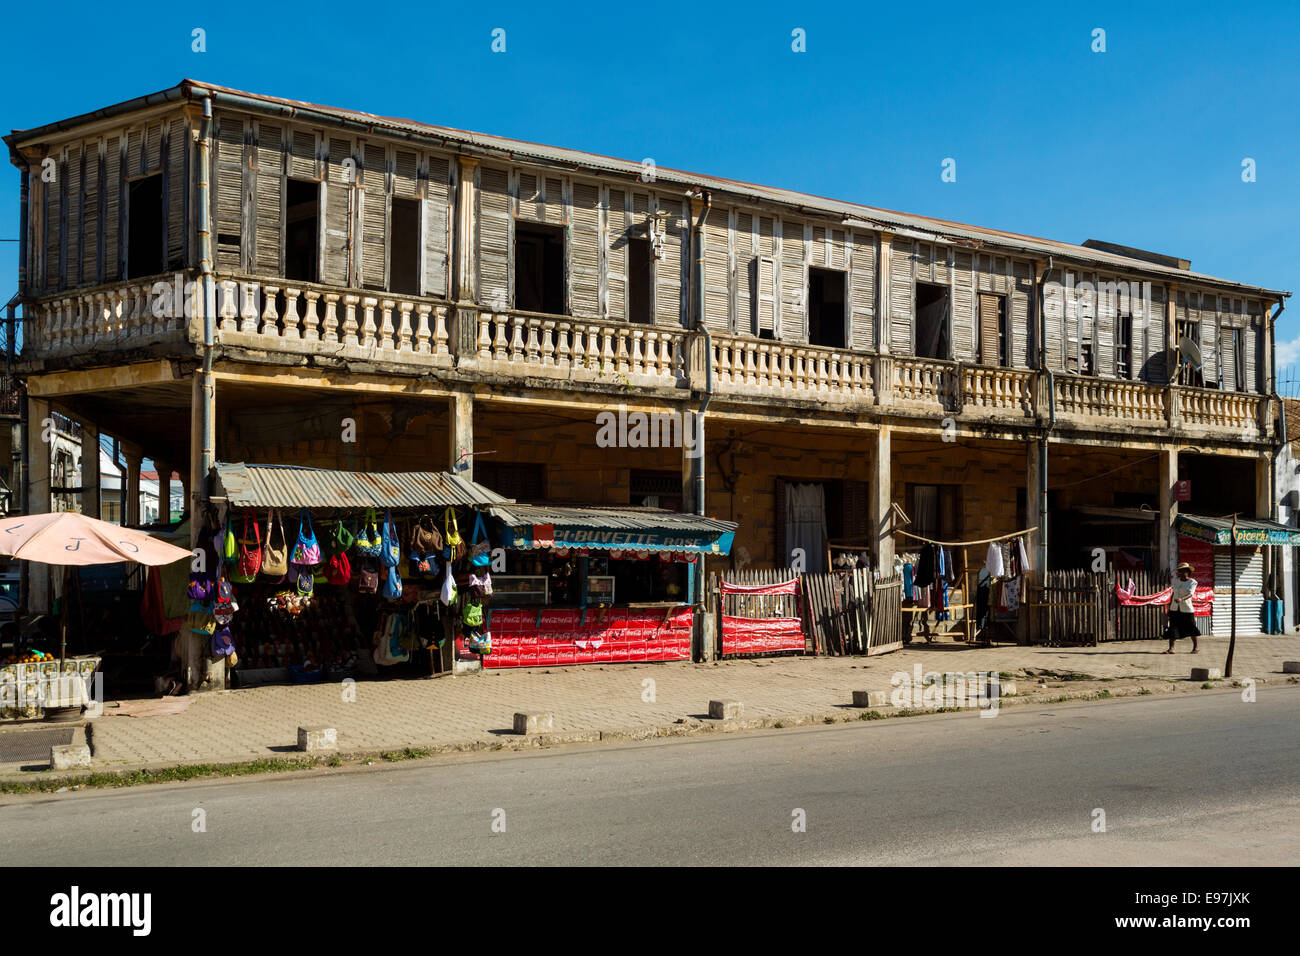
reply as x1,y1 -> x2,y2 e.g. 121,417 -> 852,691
714,569 -> 904,657
1031,569 -> 1106,645
1108,568 -> 1171,642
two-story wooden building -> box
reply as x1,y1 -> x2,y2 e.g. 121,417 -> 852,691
5,80 -> 1289,628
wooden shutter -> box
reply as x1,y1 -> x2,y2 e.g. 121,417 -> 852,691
606,187 -> 626,319
289,128 -> 318,180
104,136 -> 121,281
145,123 -> 163,173
82,144 -> 101,285
842,480 -> 871,543
321,137 -> 352,285
654,196 -> 683,327
423,154 -> 450,298
66,145 -> 81,287
360,143 -> 387,289
890,240 -> 913,353
753,255 -> 775,335
571,181 -> 599,317
254,123 -> 283,275
704,211 -> 730,332
393,150 -> 418,199
779,219 -> 804,340
166,118 -> 187,269
477,165 -> 510,307
214,117 -> 244,273
978,293 -> 1001,365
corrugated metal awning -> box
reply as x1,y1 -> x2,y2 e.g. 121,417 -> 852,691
1176,512 -> 1300,547
485,503 -> 736,555
213,462 -> 511,512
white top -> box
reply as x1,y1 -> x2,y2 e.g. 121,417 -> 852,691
1171,577 -> 1197,614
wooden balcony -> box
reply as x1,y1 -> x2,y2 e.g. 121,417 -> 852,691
19,273 -> 1272,444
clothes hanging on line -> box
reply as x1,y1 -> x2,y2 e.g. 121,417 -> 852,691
985,542 -> 1005,578
916,545 -> 936,588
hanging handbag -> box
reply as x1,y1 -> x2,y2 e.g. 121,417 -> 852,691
382,565 -> 403,600
291,508 -> 322,565
233,512 -> 262,582
293,563 -> 314,596
358,558 -> 380,594
468,512 -> 491,568
261,509 -> 289,577
461,600 -> 484,628
412,514 -> 443,554
221,518 -> 238,565
380,510 -> 401,569
334,519 -> 355,552
442,507 -> 464,561
326,548 -> 352,587
355,509 -> 383,557
440,562 -> 457,605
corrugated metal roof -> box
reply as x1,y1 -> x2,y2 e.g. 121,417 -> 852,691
7,79 -> 1289,300
213,462 -> 510,511
486,503 -> 736,535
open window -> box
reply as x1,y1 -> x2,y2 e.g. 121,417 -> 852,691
390,197 -> 421,296
1116,314 -> 1134,380
914,282 -> 950,359
808,267 -> 846,348
628,236 -> 652,324
514,222 -> 566,315
284,179 -> 320,283
125,174 -> 164,279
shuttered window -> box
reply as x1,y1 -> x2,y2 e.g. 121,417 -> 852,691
753,255 -> 776,337
360,143 -> 388,290
978,292 -> 1005,366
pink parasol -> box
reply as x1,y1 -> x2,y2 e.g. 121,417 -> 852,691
0,512 -> 192,566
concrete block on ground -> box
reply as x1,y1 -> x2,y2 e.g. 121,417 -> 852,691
708,699 -> 742,720
1190,667 -> 1223,681
1283,661 -> 1300,674
993,681 -> 1017,696
851,690 -> 890,708
50,744 -> 91,771
513,712 -> 554,735
296,726 -> 338,752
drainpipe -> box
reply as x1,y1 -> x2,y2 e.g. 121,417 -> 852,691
197,94 -> 216,503
689,188 -> 712,517
1035,257 -> 1055,578
1267,297 -> 1287,612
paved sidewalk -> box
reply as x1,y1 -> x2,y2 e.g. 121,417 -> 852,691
8,634 -> 1299,777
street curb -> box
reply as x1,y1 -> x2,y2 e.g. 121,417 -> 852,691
0,676 -> 1277,792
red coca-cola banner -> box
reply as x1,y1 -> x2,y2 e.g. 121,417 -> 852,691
719,577 -> 806,655
472,606 -> 694,668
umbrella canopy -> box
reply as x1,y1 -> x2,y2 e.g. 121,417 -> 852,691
0,512 -> 193,567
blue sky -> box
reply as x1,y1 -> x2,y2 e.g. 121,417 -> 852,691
3,1 -> 1298,354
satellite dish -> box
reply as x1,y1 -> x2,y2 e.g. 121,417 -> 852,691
1179,336 -> 1203,367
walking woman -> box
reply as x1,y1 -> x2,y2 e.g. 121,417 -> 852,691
1163,562 -> 1201,654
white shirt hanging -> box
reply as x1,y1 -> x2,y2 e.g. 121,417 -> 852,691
985,541 -> 1005,578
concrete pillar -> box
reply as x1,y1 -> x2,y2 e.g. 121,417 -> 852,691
155,461 -> 173,523
25,395 -> 51,613
124,450 -> 142,526
871,425 -> 893,571
80,424 -> 100,520
188,372 -> 206,545
1158,446 -> 1179,573
876,233 -> 892,355
681,409 -> 704,515
448,391 -> 474,479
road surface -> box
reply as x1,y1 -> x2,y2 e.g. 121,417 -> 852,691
2,686 -> 1296,865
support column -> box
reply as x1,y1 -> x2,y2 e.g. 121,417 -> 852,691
870,425 -> 893,572
1024,439 -> 1046,645
25,395 -> 51,614
188,372 -> 209,545
124,448 -> 142,526
80,424 -> 100,520
448,391 -> 474,479
1158,446 -> 1179,573
155,461 -> 173,523
452,157 -> 480,361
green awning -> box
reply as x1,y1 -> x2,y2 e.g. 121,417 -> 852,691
1175,513 -> 1300,547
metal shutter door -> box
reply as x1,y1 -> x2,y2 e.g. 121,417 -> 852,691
1211,546 -> 1264,637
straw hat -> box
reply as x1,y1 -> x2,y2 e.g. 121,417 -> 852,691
1175,562 -> 1194,573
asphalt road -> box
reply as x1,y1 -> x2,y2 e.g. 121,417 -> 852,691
2,686 -> 1297,866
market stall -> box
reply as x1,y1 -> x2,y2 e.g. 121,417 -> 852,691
479,503 -> 736,668
207,463 -> 510,685
0,511 -> 192,720
1175,513 -> 1300,637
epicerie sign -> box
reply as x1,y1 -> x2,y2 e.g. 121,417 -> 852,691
49,886 -> 151,937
